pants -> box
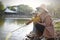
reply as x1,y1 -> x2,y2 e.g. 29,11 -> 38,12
33,23 -> 45,37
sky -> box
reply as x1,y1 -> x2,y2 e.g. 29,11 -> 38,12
0,0 -> 51,9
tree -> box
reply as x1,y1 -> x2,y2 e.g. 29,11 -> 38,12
47,3 -> 60,18
0,1 -> 4,12
0,1 -> 5,19
17,4 -> 33,14
8,6 -> 16,11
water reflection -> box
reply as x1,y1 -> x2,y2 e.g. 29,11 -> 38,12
0,19 -> 5,26
0,19 -> 33,40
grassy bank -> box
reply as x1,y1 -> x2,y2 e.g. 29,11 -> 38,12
55,22 -> 60,32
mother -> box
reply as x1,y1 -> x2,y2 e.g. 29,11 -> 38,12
36,4 -> 56,40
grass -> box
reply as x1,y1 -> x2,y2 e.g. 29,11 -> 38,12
54,22 -> 60,31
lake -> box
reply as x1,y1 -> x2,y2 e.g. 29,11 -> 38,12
0,19 -> 33,40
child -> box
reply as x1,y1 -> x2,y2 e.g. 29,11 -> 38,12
25,13 -> 45,40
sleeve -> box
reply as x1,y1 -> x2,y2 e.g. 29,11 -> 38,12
37,15 -> 53,27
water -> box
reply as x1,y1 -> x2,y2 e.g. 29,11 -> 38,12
0,19 -> 33,40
